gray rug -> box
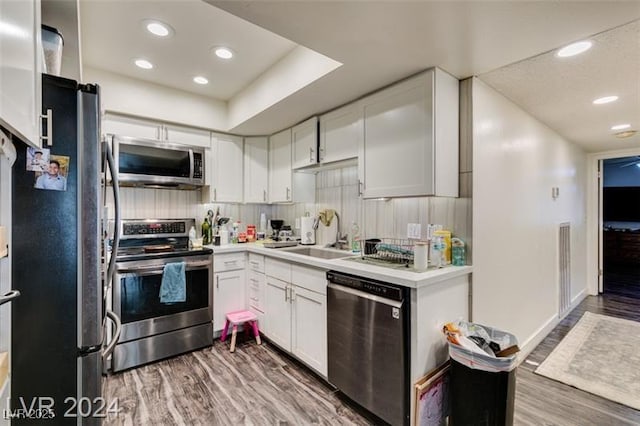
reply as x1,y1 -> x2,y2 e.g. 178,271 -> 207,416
536,312 -> 640,410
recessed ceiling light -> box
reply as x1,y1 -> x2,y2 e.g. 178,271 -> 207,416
615,130 -> 637,139
193,76 -> 209,85
134,59 -> 153,69
611,124 -> 631,131
635,163 -> 640,169
556,40 -> 592,57
213,47 -> 234,59
593,96 -> 618,105
145,20 -> 173,37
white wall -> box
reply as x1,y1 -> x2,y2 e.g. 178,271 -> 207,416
84,67 -> 228,131
472,78 -> 587,351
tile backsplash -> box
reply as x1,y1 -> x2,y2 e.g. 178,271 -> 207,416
107,165 -> 472,257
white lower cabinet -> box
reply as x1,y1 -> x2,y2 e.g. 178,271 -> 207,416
291,285 -> 327,375
213,254 -> 246,333
263,258 -> 327,377
265,277 -> 292,349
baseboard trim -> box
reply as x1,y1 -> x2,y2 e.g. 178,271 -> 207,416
518,288 -> 588,363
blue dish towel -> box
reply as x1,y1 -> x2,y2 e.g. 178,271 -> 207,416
160,261 -> 186,304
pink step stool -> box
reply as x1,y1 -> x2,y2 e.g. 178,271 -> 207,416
220,310 -> 261,352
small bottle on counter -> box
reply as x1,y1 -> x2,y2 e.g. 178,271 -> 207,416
452,238 -> 466,266
201,217 -> 211,245
188,226 -> 196,249
350,222 -> 360,253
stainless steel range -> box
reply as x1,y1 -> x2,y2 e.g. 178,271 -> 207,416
110,218 -> 213,372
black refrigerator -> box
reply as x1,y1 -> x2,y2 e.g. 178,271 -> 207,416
11,74 -> 117,424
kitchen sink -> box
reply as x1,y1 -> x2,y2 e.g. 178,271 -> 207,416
282,246 -> 353,260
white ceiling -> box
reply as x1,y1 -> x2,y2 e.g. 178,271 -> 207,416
480,20 -> 640,153
81,0 -> 297,100
81,1 -> 640,152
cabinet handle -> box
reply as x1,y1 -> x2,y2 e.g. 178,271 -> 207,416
284,286 -> 289,302
358,179 -> 363,196
286,187 -> 290,200
223,260 -> 237,265
164,126 -> 169,140
250,261 -> 259,267
263,189 -> 267,202
250,278 -> 258,283
213,188 -> 217,201
216,276 -> 219,289
309,147 -> 315,163
290,288 -> 295,302
319,147 -> 324,162
40,109 -> 53,146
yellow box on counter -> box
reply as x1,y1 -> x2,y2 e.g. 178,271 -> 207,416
433,230 -> 452,264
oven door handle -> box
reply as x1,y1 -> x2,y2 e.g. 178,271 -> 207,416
117,260 -> 211,275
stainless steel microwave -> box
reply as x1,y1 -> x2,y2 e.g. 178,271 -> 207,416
107,134 -> 205,189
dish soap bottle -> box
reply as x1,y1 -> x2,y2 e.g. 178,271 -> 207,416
350,222 -> 360,253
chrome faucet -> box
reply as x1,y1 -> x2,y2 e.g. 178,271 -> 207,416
326,212 -> 348,250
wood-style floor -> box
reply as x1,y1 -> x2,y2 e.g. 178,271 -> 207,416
104,293 -> 640,426
604,263 -> 640,298
103,336 -> 373,425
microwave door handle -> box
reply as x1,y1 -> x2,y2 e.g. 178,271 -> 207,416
189,149 -> 194,180
105,142 -> 121,289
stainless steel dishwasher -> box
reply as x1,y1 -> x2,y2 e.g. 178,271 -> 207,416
327,271 -> 409,426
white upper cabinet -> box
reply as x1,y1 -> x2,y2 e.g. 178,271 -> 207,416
291,117 -> 318,169
244,136 -> 269,203
359,68 -> 459,198
319,103 -> 360,164
269,128 -> 292,203
204,132 -> 243,203
164,124 -> 211,147
102,114 -> 162,140
103,115 -> 210,147
269,128 -> 315,204
0,0 -> 42,147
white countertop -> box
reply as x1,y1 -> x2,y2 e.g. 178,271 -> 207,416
205,242 -> 472,289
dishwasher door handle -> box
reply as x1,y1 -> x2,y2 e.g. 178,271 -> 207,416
328,283 -> 403,308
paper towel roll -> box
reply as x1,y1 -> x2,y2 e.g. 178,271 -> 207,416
414,241 -> 428,270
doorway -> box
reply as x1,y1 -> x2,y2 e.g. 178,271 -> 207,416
601,156 -> 640,298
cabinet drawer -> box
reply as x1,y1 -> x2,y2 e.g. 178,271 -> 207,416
248,253 -> 265,273
291,265 -> 327,295
214,253 -> 246,272
265,257 -> 291,282
248,271 -> 265,313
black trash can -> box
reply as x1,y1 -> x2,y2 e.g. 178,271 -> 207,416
448,323 -> 518,426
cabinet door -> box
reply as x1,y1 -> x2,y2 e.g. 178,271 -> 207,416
361,71 -> 434,198
213,270 -> 246,333
319,104 -> 360,164
244,136 -> 269,203
0,0 -> 42,147
209,133 -> 243,203
164,124 -> 211,147
292,117 -> 318,169
268,128 -> 292,203
264,277 -> 291,351
102,114 -> 162,140
291,285 -> 327,376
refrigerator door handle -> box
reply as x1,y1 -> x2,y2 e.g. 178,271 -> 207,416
105,142 -> 121,289
102,310 -> 121,360
0,290 -> 20,306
